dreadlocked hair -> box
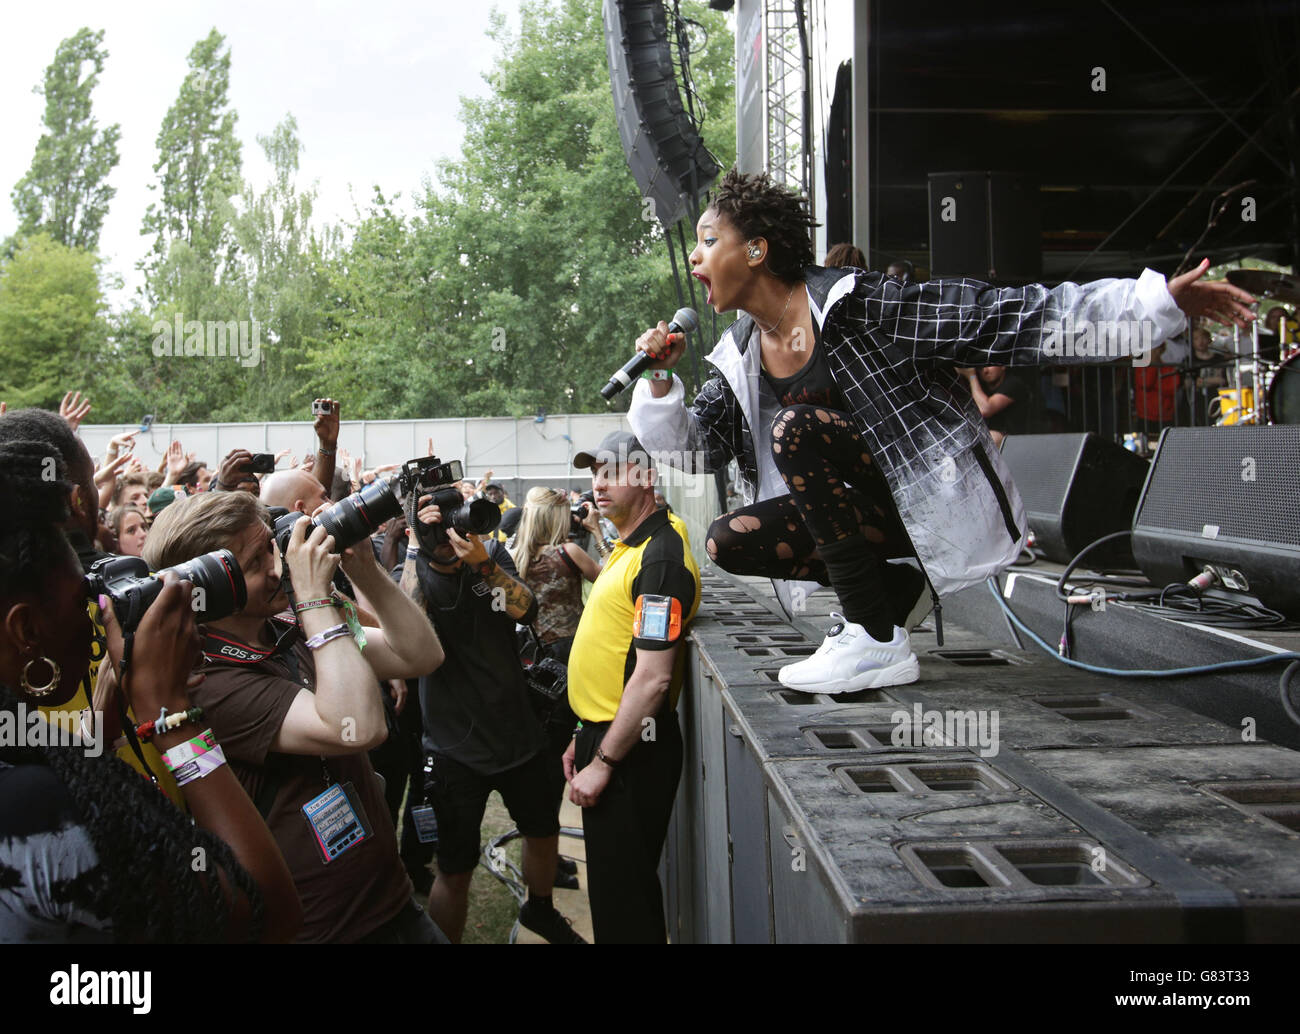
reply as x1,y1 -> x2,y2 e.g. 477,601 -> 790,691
711,168 -> 819,283
0,439 -> 265,942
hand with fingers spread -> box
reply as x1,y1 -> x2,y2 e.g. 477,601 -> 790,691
59,390 -> 92,430
1168,259 -> 1257,328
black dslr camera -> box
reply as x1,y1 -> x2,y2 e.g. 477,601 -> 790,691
569,490 -> 596,539
86,550 -> 248,633
271,455 -> 500,560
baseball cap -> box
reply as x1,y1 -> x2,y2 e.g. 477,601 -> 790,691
573,430 -> 654,472
148,486 -> 177,515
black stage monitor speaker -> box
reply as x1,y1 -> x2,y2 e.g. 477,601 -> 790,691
603,0 -> 721,227
1001,433 -> 1149,567
928,172 -> 1040,284
1132,425 -> 1300,618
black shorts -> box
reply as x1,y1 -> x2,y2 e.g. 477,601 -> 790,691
423,749 -> 561,874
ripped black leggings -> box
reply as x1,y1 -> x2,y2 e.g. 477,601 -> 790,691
705,405 -> 915,635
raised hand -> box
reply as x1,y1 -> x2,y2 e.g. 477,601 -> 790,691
313,398 -> 340,449
104,430 -> 137,465
164,440 -> 187,481
216,449 -> 256,493
59,391 -> 92,430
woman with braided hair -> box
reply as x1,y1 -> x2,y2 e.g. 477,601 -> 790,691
0,438 -> 300,942
629,167 -> 1255,694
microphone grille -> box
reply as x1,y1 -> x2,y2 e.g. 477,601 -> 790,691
672,307 -> 700,333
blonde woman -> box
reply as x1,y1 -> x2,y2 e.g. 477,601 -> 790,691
510,487 -> 603,664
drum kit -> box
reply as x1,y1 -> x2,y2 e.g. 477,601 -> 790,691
1211,269 -> 1300,426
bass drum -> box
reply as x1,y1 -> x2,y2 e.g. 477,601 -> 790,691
1266,350 -> 1300,424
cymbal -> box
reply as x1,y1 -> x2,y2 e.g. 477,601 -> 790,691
1226,268 -> 1300,303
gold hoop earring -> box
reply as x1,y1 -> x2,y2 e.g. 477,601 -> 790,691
21,656 -> 60,698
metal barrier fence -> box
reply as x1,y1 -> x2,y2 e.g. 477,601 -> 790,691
78,413 -> 634,502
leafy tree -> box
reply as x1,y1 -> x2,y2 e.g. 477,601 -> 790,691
0,235 -> 107,409
11,27 -> 121,253
309,0 -> 735,419
140,29 -> 243,309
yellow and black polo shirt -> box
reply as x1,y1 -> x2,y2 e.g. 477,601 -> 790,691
567,508 -> 701,723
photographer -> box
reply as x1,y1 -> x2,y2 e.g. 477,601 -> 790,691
145,490 -> 446,943
401,495 -> 585,944
0,407 -> 188,805
0,440 -> 300,942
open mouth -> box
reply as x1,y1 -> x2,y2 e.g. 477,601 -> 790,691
692,272 -> 711,303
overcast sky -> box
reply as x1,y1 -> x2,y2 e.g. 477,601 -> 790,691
1,0 -> 524,305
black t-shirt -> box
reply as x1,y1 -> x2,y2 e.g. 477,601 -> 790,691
761,323 -> 848,410
415,539 -> 544,773
983,372 -> 1034,435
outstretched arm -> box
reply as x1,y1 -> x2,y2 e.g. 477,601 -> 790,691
854,262 -> 1255,370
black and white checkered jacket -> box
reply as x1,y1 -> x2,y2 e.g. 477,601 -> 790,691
629,264 -> 1185,596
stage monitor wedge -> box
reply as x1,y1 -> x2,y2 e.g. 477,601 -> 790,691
1001,432 -> 1149,568
603,0 -> 722,228
1132,426 -> 1300,618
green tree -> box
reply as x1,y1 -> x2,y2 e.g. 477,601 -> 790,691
11,27 -> 121,253
140,28 -> 243,308
309,190 -> 430,416
0,234 -> 107,409
308,0 -> 735,419
229,115 -> 338,420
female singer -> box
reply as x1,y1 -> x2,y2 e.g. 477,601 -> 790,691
628,169 -> 1254,694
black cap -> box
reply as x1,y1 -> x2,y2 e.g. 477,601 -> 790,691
573,430 -> 654,472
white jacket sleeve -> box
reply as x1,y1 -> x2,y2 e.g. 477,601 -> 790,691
628,373 -> 706,473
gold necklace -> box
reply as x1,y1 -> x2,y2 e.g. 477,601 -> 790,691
754,283 -> 797,335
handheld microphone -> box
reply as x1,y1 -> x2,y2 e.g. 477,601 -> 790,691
600,307 -> 699,400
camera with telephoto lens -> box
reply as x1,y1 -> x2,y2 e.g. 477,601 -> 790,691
271,455 -> 498,560
86,550 -> 248,633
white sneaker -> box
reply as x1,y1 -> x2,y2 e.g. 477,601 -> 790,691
778,614 -> 919,694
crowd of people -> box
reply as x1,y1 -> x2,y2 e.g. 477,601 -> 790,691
1,168 -> 1253,946
0,385 -> 704,945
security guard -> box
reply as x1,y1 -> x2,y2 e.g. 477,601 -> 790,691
563,431 -> 701,943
